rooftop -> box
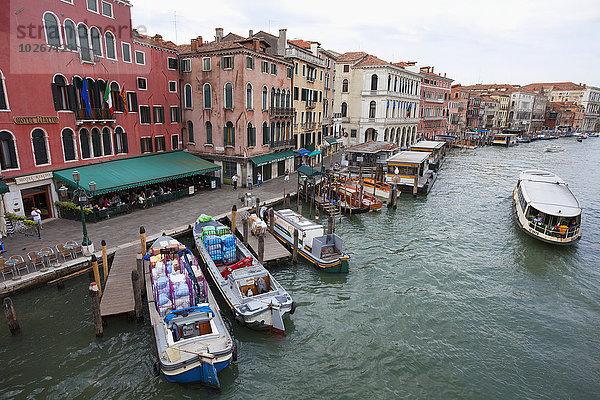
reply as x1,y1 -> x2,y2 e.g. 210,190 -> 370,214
387,151 -> 430,165
354,54 -> 389,67
345,141 -> 399,154
337,52 -> 368,63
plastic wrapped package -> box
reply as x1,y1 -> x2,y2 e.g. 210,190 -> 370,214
216,226 -> 231,236
155,276 -> 169,291
202,226 -> 216,237
223,248 -> 237,264
221,234 -> 236,248
154,261 -> 166,276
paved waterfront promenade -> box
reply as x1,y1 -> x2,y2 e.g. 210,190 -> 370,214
2,173 -> 299,266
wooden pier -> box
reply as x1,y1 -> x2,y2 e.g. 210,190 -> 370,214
99,244 -> 139,317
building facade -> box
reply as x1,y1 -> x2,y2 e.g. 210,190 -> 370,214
417,66 -> 453,139
1,0 -> 181,219
507,91 -> 535,132
480,97 -> 500,130
179,30 -> 294,185
544,102 -> 584,132
448,85 -> 469,134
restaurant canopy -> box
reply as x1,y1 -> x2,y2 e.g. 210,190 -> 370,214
0,180 -> 9,194
326,138 -> 338,145
297,165 -> 322,179
295,149 -> 310,156
53,151 -> 220,195
250,151 -> 295,167
308,150 -> 322,157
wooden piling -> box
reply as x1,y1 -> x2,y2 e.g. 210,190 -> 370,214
413,174 -> 418,197
392,186 -> 398,210
328,215 -> 334,234
136,253 -> 145,297
293,229 -> 299,264
140,226 -> 147,254
3,297 -> 20,335
101,240 -> 108,285
387,185 -> 394,208
89,283 -> 103,337
255,198 -> 260,216
131,270 -> 143,321
91,254 -> 102,298
243,217 -> 249,246
269,208 -> 274,233
231,205 -> 237,233
257,234 -> 265,264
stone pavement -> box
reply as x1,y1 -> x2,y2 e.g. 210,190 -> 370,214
3,172 -> 300,261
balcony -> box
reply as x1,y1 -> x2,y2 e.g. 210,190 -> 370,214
75,108 -> 116,123
307,75 -> 316,83
301,122 -> 317,131
284,47 -> 326,67
269,107 -> 295,118
305,100 -> 316,109
270,139 -> 296,150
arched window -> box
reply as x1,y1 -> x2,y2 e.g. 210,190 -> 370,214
105,31 -> 116,60
114,127 -> 128,154
276,89 -> 281,108
32,129 -> 49,165
224,83 -> 233,109
91,127 -> 102,157
64,20 -> 77,51
224,121 -> 234,146
77,24 -> 91,61
387,76 -> 391,91
262,86 -> 268,110
184,84 -> 192,108
79,128 -> 91,159
102,127 -> 112,155
270,122 -> 275,143
0,69 -> 8,111
287,90 -> 291,108
62,128 -> 76,161
43,12 -> 61,48
52,75 -> 69,111
187,121 -> 194,142
246,83 -> 253,110
247,122 -> 255,147
203,83 -> 211,109
0,131 -> 18,170
90,27 -> 102,57
342,79 -> 348,93
341,102 -> 347,117
394,77 -> 398,92
276,122 -> 281,142
271,88 -> 275,109
110,81 -> 122,111
371,74 -> 378,91
206,122 -> 212,144
262,122 -> 269,145
369,101 -> 376,118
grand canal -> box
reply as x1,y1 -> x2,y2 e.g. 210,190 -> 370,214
1,138 -> 599,399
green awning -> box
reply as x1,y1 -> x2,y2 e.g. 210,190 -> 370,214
297,165 -> 322,178
0,180 -> 9,194
308,150 -> 322,157
53,151 -> 220,195
326,138 -> 338,145
251,150 -> 295,167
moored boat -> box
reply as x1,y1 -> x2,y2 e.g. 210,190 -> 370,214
145,235 -> 235,387
193,215 -> 295,333
492,133 -> 518,146
386,151 -> 437,195
361,177 -> 400,202
513,170 -> 582,245
270,208 -> 350,273
545,145 -> 564,152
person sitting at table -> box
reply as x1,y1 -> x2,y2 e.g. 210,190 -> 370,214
534,213 -> 543,224
138,192 -> 146,208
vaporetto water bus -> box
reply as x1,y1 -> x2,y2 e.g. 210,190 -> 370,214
193,215 -> 296,333
270,208 -> 349,273
492,132 -> 518,146
513,170 -> 582,245
144,236 -> 235,388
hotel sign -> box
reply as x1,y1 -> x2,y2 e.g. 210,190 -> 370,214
15,172 -> 53,185
13,116 -> 59,125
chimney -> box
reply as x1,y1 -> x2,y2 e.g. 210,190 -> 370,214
249,29 -> 254,38
277,28 -> 287,56
153,34 -> 163,44
310,42 -> 318,56
191,38 -> 198,52
197,36 -> 203,46
253,38 -> 260,52
215,28 -> 223,43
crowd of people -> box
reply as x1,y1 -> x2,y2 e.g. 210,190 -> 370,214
91,183 -> 178,214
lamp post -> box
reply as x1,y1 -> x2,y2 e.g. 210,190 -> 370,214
59,171 -> 96,255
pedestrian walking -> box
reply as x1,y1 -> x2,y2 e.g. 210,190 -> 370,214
284,169 -> 290,183
247,175 -> 253,190
31,207 -> 43,229
257,172 -> 263,188
232,173 -> 238,190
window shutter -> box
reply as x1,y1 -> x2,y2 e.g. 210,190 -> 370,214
231,57 -> 234,69
223,126 -> 227,146
67,85 -> 77,111
231,126 -> 235,146
221,57 -> 225,69
51,83 -> 61,111
123,132 -> 128,153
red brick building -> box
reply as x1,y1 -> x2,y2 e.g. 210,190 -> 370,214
1,0 -> 181,219
448,85 -> 470,134
545,102 -> 585,132
418,66 -> 453,139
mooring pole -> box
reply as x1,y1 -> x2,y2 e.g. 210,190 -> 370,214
140,226 -> 147,255
132,270 -> 143,321
101,240 -> 108,285
328,214 -> 334,234
231,205 -> 237,234
243,217 -> 249,247
269,208 -> 274,233
91,254 -> 102,298
258,234 -> 265,264
137,252 -> 145,297
89,282 -> 103,337
3,298 -> 20,335
293,229 -> 299,264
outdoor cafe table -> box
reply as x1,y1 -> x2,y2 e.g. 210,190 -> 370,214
4,259 -> 20,280
37,250 -> 52,271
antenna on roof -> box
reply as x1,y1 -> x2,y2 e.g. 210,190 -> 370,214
173,11 -> 178,44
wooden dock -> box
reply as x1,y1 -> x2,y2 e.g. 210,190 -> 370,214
100,244 -> 139,317
223,214 -> 291,264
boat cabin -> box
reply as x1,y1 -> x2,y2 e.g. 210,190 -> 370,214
410,140 -> 447,171
386,151 -> 434,195
166,308 -> 216,343
230,266 -> 274,299
492,133 -> 518,146
343,141 -> 400,171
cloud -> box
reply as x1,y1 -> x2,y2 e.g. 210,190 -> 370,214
130,0 -> 600,86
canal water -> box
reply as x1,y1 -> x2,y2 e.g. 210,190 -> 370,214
1,138 -> 599,399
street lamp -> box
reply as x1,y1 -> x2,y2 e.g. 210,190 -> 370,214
59,170 -> 95,255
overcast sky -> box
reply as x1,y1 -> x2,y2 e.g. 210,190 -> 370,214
131,0 -> 600,87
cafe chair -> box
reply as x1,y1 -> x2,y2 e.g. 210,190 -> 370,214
66,240 -> 84,258
41,247 -> 59,267
0,257 -> 14,280
10,255 -> 29,276
27,251 -> 44,271
56,243 -> 74,261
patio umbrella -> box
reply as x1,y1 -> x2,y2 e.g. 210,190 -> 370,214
0,196 -> 7,237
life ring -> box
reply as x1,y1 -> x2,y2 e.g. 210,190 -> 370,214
290,301 -> 297,315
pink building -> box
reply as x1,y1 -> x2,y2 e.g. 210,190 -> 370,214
418,66 -> 453,139
179,29 -> 294,185
1,0 -> 181,219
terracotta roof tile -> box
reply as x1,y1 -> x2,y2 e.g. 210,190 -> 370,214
337,52 -> 368,62
288,39 -> 313,49
353,54 -> 389,67
522,82 -> 585,91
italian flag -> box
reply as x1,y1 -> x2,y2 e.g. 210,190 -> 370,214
104,81 -> 113,115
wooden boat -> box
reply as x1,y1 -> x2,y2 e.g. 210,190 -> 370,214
492,133 -> 518,146
513,170 -> 582,245
145,235 -> 235,387
193,215 -> 295,333
545,145 -> 564,152
361,177 -> 401,202
329,183 -> 382,213
270,208 -> 349,273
